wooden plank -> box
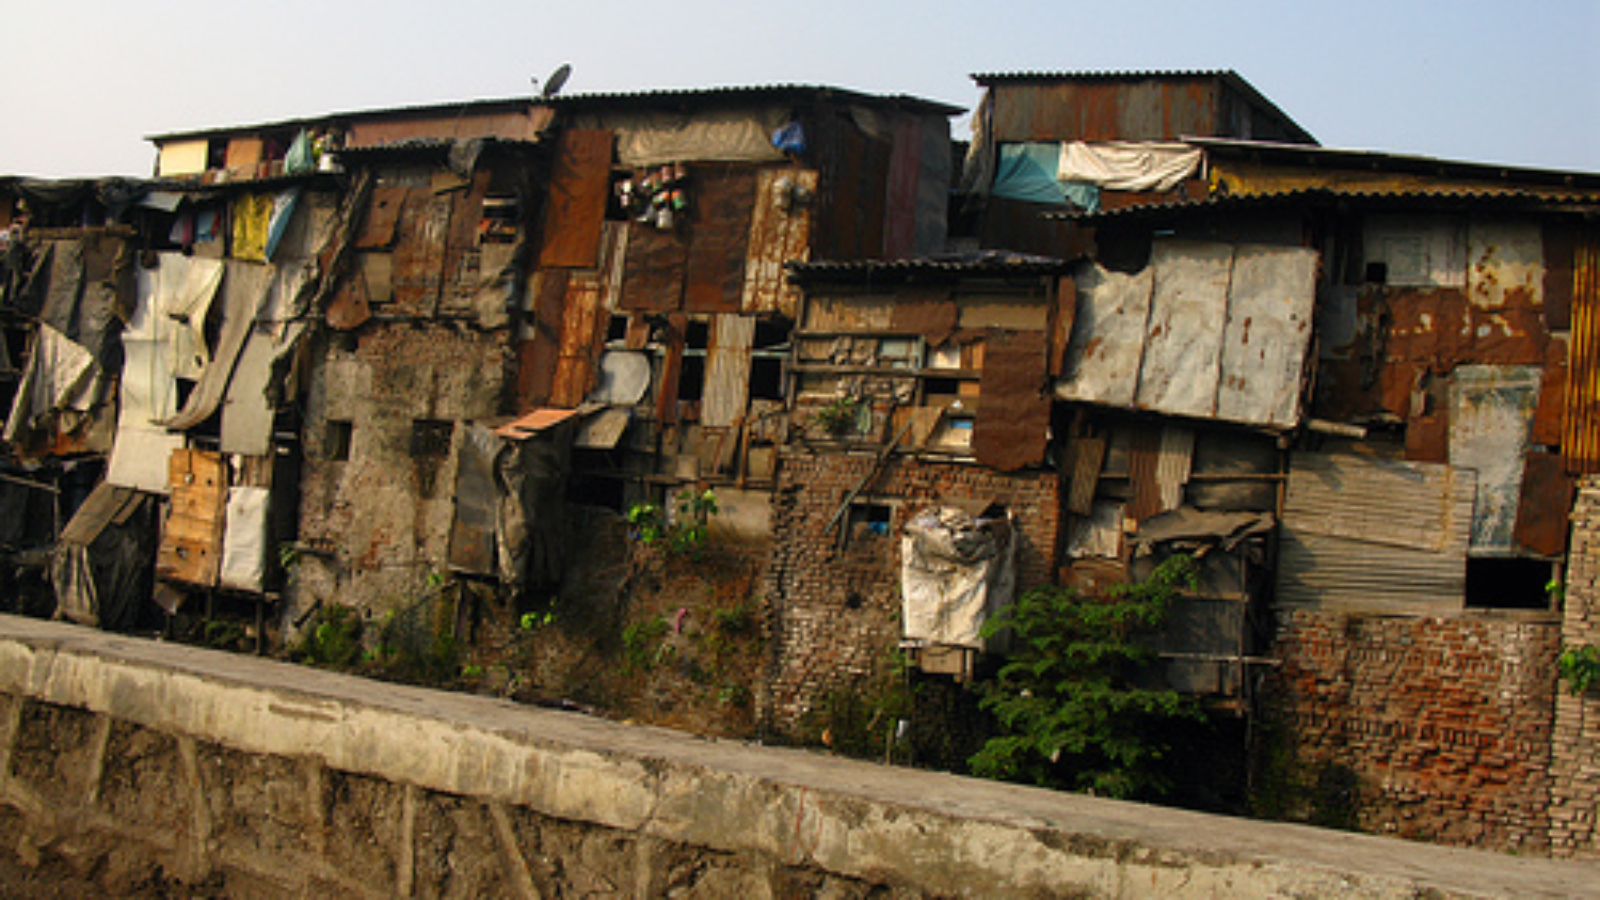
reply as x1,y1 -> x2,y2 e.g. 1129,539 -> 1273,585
157,449 -> 228,587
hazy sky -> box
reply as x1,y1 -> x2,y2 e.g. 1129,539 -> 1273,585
4,0 -> 1597,179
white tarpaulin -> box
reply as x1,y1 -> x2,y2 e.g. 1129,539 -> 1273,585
900,506 -> 1016,650
3,323 -> 98,444
579,108 -> 788,168
1058,141 -> 1203,193
220,486 -> 271,592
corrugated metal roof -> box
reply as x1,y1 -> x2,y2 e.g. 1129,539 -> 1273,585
971,69 -> 1241,85
550,84 -> 964,116
1190,136 -> 1600,187
1049,187 -> 1600,221
788,252 -> 1072,284
147,96 -> 541,143
335,137 -> 544,158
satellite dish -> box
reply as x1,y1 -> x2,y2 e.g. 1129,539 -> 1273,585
540,63 -> 572,98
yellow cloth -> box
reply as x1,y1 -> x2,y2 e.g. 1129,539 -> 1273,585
231,193 -> 273,262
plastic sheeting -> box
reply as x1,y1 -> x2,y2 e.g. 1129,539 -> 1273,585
582,108 -> 789,168
990,143 -> 1101,211
219,486 -> 270,592
900,506 -> 1016,650
52,483 -> 157,630
1057,141 -> 1202,193
3,323 -> 97,445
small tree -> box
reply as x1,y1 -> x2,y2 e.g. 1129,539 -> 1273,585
969,555 -> 1201,799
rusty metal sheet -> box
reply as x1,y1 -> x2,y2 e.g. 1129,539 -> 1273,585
1514,451 -> 1575,557
1216,245 -> 1317,427
703,315 -> 755,429
448,424 -> 499,576
813,122 -> 889,261
1066,500 -> 1125,560
514,270 -> 568,408
655,313 -> 687,425
1066,435 -> 1106,516
1126,423 -> 1164,521
889,286 -> 956,341
989,80 -> 1217,143
1056,261 -> 1153,407
1136,241 -> 1232,419
883,116 -> 921,260
356,186 -> 408,249
1449,364 -> 1542,554
743,168 -> 816,317
539,130 -> 614,269
1468,219 -> 1544,310
346,107 -> 553,148
1564,232 -> 1600,474
1405,411 -> 1450,464
685,168 -> 756,313
1050,275 -> 1077,377
972,330 -> 1049,471
494,408 -> 580,439
1384,288 -> 1468,369
1533,335 -> 1569,447
1544,221 -> 1577,331
551,276 -> 606,407
576,407 -> 631,450
157,449 -> 228,587
390,187 -> 452,314
1277,451 -> 1476,613
618,223 -> 686,312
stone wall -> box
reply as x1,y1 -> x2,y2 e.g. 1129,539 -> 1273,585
1265,609 -> 1561,852
1,613 -> 1589,899
760,451 -> 1060,733
1550,478 -> 1600,858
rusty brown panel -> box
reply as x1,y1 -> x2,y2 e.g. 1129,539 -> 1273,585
1126,423 -> 1163,522
346,107 -> 553,148
389,188 -> 452,313
514,271 -> 569,408
977,197 -> 1092,259
551,277 -> 606,407
1545,221 -> 1577,331
619,225 -> 686,312
1404,411 -> 1450,464
447,170 -> 492,254
1464,306 -> 1549,366
1378,360 -> 1428,420
1565,231 -> 1600,474
1051,274 -> 1077,378
1383,288 -> 1469,370
539,130 -> 614,269
744,168 -> 816,317
326,266 -> 373,330
684,167 -> 756,313
1067,435 -> 1106,516
1533,335 -> 1569,447
972,330 -> 1049,471
888,286 -> 956,341
991,80 -> 1217,143
1309,358 -> 1386,423
1514,451 -> 1575,556
356,186 -> 408,249
883,116 -> 922,260
655,313 -> 688,425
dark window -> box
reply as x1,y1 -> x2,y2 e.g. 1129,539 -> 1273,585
326,420 -> 352,462
410,419 -> 454,457
1464,557 -> 1556,610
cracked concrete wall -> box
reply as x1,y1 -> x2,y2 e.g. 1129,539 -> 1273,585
0,614 -> 1594,899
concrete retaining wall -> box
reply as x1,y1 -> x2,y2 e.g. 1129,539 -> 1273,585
0,614 -> 1592,899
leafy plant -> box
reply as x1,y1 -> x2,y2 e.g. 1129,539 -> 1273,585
968,555 -> 1202,800
297,603 -> 365,668
812,395 -> 862,435
1560,644 -> 1600,696
622,615 -> 670,673
626,489 -> 720,558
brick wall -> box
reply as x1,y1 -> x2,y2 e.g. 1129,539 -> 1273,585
1266,609 -> 1561,852
1550,479 -> 1600,858
759,451 -> 1060,733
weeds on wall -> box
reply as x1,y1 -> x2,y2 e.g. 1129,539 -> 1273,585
289,573 -> 463,686
626,489 -> 720,559
968,555 -> 1203,800
1559,644 -> 1600,696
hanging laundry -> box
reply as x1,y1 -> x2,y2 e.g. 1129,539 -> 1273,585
231,192 -> 274,262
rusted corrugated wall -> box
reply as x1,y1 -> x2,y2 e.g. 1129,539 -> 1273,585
988,79 -> 1217,144
1564,230 -> 1600,474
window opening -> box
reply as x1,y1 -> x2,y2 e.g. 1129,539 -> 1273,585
1464,557 -> 1557,610
326,420 -> 353,462
410,419 -> 454,457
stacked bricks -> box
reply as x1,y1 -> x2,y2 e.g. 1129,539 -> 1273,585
1268,608 -> 1561,852
1549,478 -> 1600,858
758,450 -> 1061,734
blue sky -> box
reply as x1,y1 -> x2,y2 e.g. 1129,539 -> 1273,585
3,0 -> 1596,178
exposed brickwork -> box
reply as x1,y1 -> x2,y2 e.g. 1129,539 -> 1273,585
759,450 -> 1060,733
1266,609 -> 1560,852
1550,479 -> 1600,858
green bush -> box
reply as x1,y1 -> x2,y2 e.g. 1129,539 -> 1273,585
969,555 -> 1202,800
